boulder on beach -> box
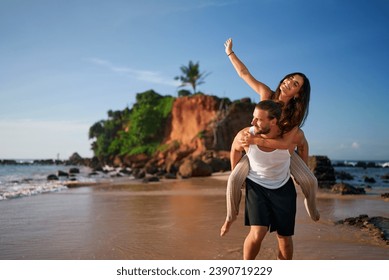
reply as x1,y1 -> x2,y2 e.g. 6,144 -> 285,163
68,153 -> 84,165
308,155 -> 336,189
331,183 -> 366,195
179,157 -> 213,178
336,215 -> 389,245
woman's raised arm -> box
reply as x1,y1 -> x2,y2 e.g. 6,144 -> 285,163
225,38 -> 272,100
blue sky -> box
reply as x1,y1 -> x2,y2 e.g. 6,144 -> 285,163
1,0 -> 388,161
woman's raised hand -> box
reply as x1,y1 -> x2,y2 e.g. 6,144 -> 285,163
224,38 -> 233,56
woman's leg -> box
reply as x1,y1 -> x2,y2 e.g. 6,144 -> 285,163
290,152 -> 320,221
220,155 -> 249,236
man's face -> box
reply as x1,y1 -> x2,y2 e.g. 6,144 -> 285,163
251,108 -> 271,135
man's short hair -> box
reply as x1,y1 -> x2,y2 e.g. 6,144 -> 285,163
256,100 -> 283,121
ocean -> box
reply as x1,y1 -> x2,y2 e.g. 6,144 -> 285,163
331,160 -> 389,193
0,161 -> 120,200
0,159 -> 388,201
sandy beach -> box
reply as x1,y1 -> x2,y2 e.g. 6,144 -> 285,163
0,172 -> 388,260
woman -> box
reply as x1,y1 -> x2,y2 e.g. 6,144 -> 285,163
221,38 -> 320,236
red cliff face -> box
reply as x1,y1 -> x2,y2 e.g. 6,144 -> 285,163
165,94 -> 219,153
116,94 -> 255,173
163,94 -> 255,155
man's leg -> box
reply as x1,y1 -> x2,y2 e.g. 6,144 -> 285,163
276,234 -> 293,260
243,226 -> 268,260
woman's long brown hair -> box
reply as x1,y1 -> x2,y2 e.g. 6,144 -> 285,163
271,72 -> 311,135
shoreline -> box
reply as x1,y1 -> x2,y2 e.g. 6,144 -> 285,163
40,171 -> 389,246
0,172 -> 388,260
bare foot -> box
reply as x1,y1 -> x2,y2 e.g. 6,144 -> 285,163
220,220 -> 233,237
304,198 -> 320,221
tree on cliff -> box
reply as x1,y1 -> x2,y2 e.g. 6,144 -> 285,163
174,61 -> 210,94
88,90 -> 174,159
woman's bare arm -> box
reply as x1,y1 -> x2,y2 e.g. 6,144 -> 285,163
240,126 -> 299,150
225,38 -> 272,100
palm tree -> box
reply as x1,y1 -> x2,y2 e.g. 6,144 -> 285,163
174,61 -> 210,94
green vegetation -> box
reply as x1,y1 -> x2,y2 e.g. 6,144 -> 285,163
89,90 -> 175,159
89,61 -> 211,159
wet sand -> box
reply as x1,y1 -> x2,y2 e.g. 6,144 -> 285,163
0,173 -> 388,260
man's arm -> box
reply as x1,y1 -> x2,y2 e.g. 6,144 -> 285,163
230,129 -> 248,170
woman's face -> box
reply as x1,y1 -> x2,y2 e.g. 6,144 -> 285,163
280,75 -> 304,98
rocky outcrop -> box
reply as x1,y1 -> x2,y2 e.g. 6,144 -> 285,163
164,95 -> 255,154
308,155 -> 336,189
178,157 -> 213,178
85,95 -> 253,179
336,215 -> 389,245
331,183 -> 366,195
141,95 -> 255,178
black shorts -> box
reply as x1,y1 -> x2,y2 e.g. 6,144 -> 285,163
245,177 -> 296,236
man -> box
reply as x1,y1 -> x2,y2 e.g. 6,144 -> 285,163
230,100 -> 302,260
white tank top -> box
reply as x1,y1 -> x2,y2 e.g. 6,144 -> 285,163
246,127 -> 291,189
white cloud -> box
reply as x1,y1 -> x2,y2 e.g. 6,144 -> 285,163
351,142 -> 360,149
87,57 -> 179,87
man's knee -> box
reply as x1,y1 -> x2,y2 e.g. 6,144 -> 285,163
249,226 -> 267,243
277,235 -> 293,247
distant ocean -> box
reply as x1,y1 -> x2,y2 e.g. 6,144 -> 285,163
0,160 -> 122,200
331,160 -> 389,192
0,159 -> 388,201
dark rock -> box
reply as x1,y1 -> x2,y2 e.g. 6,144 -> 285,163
179,158 -> 213,177
69,168 -> 80,174
364,176 -> 376,183
335,171 -> 354,180
202,154 -> 230,172
57,170 -> 69,177
0,159 -> 18,165
356,161 -> 367,168
331,183 -> 366,195
143,176 -> 160,183
122,153 -> 150,169
381,193 -> 389,199
308,156 -> 336,189
119,168 -> 132,175
133,169 -> 146,179
47,174 -> 59,181
88,157 -> 103,170
68,153 -> 84,165
164,173 -> 177,179
212,101 -> 256,151
145,163 -> 159,175
34,159 -> 55,165
336,215 -> 389,245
